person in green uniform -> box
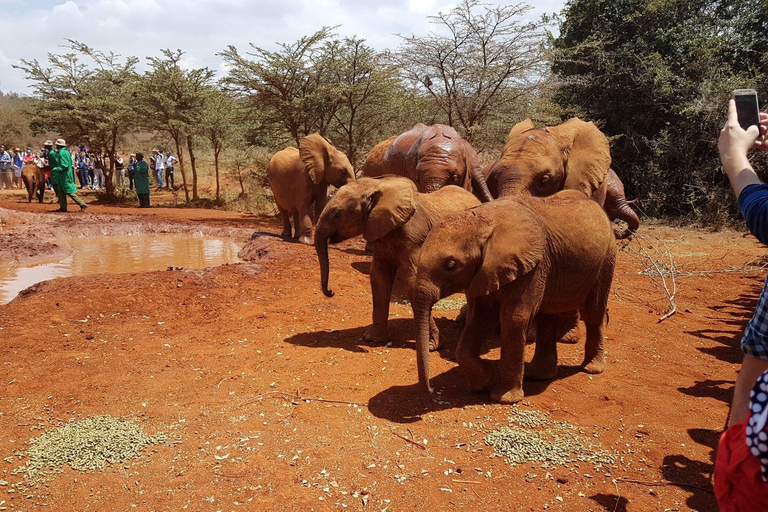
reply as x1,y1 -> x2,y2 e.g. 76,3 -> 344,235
50,138 -> 87,212
134,152 -> 150,208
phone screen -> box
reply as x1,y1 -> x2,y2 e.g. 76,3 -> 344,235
734,89 -> 760,130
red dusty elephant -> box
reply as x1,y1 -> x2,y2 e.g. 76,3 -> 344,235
485,118 -> 639,238
362,124 -> 493,202
21,163 -> 46,203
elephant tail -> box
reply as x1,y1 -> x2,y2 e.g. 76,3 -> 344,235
314,228 -> 335,298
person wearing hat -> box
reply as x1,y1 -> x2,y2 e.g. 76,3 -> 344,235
12,148 -> 23,188
49,138 -> 87,212
134,152 -> 151,207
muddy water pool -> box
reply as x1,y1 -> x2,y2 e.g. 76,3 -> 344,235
1,233 -> 241,304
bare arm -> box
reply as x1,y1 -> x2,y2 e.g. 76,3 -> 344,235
728,355 -> 768,427
718,101 -> 766,198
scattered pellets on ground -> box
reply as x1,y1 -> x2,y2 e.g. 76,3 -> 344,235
485,406 -> 616,469
12,416 -> 166,484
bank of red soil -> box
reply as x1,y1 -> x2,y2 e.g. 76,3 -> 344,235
0,195 -> 764,511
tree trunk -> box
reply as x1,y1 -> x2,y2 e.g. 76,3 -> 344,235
174,135 -> 190,203
214,145 -> 220,202
105,131 -> 117,201
187,134 -> 198,201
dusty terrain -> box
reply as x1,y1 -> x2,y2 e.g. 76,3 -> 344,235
0,189 -> 765,511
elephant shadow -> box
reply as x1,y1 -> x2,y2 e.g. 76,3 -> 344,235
589,493 -> 629,512
283,317 -> 465,354
366,364 -> 583,424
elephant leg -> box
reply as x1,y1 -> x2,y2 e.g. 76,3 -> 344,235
491,290 -> 536,404
297,204 -> 314,245
314,193 -> 327,223
364,258 -> 396,344
279,207 -> 293,240
456,296 -> 497,391
525,312 -> 559,380
581,256 -> 615,374
556,311 -> 580,344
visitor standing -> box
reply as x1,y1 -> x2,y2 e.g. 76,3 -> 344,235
714,101 -> 768,510
12,148 -> 23,188
0,146 -> 11,189
165,151 -> 177,190
127,154 -> 136,191
49,139 -> 87,212
152,149 -> 164,190
134,152 -> 150,208
92,152 -> 105,191
115,153 -> 125,188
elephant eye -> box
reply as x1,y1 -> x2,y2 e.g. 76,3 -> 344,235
444,259 -> 457,272
331,210 -> 341,219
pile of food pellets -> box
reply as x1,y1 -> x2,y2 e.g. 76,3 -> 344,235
13,416 -> 166,483
485,406 -> 616,469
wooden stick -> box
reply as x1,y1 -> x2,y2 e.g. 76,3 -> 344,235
614,477 -> 713,493
451,479 -> 482,485
392,432 -> 427,450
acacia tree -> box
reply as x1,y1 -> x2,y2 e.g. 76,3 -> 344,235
219,27 -> 341,146
392,0 -> 550,139
132,49 -> 214,202
15,40 -> 137,199
323,37 -> 403,164
200,88 -> 240,202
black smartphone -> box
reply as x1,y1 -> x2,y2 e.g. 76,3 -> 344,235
733,89 -> 760,130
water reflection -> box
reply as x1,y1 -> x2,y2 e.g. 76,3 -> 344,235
0,233 -> 241,304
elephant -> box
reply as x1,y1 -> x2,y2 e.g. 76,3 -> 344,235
21,164 -> 46,203
314,176 -> 481,346
412,190 -> 617,404
361,136 -> 397,178
605,169 -> 640,239
363,124 -> 493,202
267,134 -> 355,245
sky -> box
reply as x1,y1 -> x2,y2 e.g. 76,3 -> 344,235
0,0 -> 566,96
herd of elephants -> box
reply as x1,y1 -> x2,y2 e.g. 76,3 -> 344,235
266,118 -> 641,404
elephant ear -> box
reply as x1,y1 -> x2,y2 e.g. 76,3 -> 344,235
299,133 -> 330,185
362,177 -> 418,241
507,119 -> 535,141
467,202 -> 545,297
552,119 -> 610,198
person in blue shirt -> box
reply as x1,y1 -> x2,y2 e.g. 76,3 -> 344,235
720,101 -> 768,427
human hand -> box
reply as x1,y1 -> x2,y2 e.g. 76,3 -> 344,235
754,112 -> 768,152
719,100 -> 761,165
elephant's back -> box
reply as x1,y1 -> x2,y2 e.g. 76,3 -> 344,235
420,185 -> 481,218
267,147 -> 308,211
383,124 -> 428,177
532,191 -> 615,256
362,136 -> 397,178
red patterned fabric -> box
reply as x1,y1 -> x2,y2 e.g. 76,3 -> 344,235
715,414 -> 768,511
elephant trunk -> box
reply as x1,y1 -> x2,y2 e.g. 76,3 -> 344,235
314,225 -> 335,297
414,284 -> 440,394
610,197 -> 640,239
471,166 -> 494,202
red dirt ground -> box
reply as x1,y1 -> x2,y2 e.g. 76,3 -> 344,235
0,191 -> 765,511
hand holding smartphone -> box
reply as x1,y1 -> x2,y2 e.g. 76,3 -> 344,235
733,89 -> 761,131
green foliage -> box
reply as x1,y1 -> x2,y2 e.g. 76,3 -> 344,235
553,0 -> 768,222
14,41 -> 138,199
0,93 -> 36,147
392,0 -> 552,142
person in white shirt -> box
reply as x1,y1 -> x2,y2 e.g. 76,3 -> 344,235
152,149 -> 164,190
165,152 -> 177,190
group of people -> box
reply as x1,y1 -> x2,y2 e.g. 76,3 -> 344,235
0,142 -> 180,210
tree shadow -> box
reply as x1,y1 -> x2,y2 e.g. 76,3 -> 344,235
589,493 -> 629,512
366,364 -> 584,424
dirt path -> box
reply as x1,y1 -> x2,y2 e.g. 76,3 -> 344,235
0,194 -> 765,511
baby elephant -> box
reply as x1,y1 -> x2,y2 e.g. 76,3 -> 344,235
21,164 -> 46,203
412,190 -> 617,404
315,176 -> 481,347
